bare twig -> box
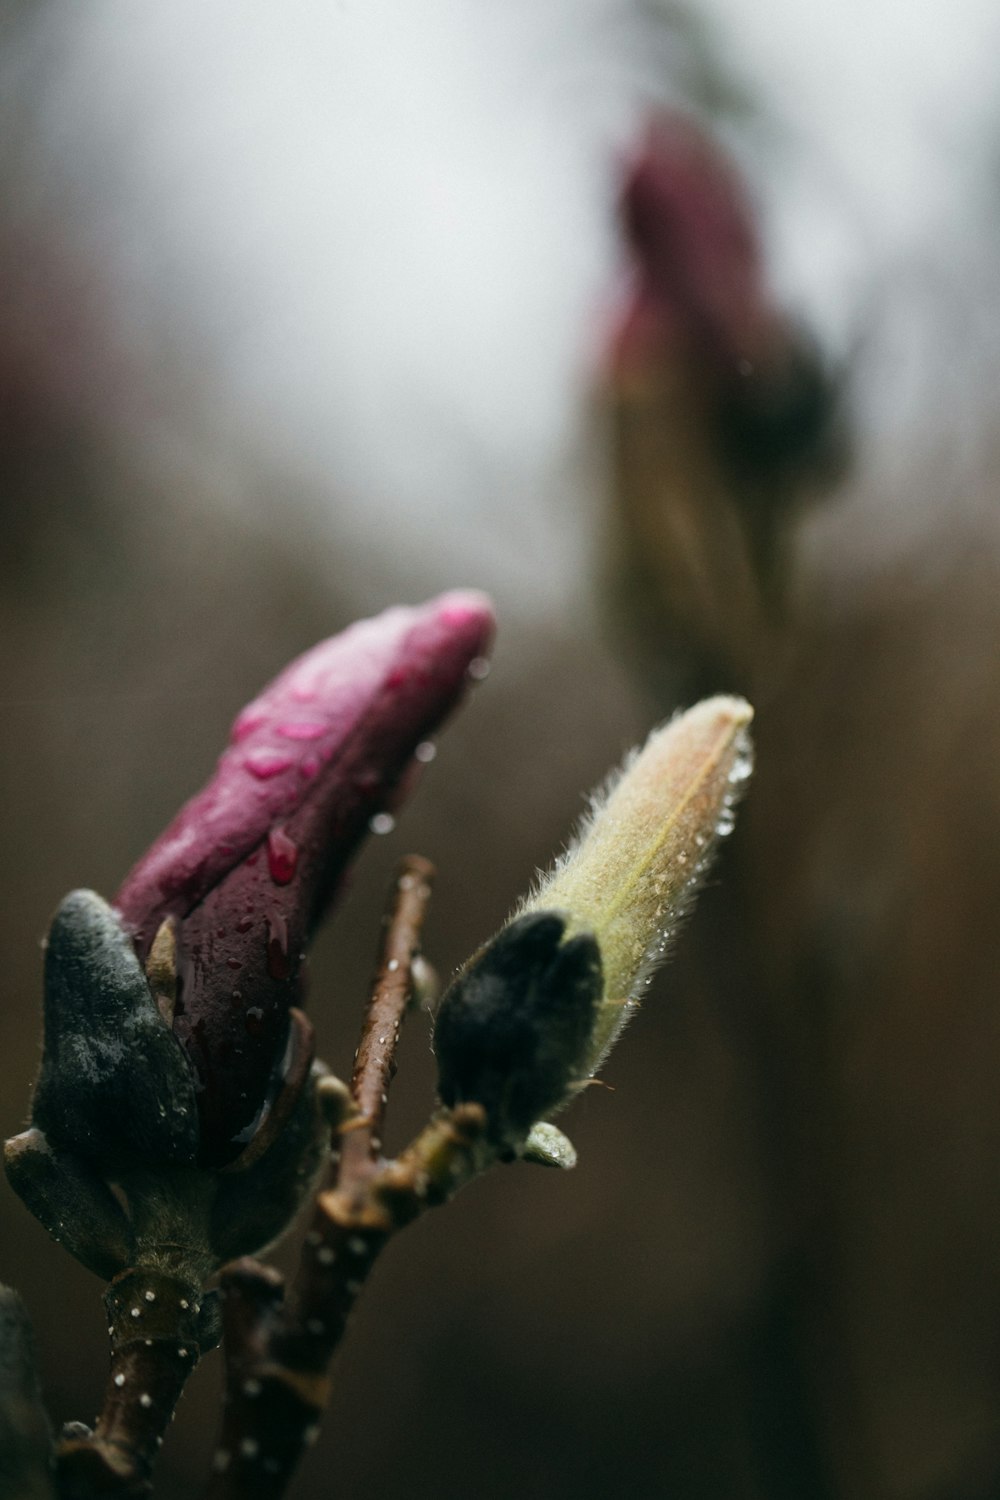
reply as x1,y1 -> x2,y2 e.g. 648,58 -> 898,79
339,854 -> 435,1185
202,856 -> 498,1500
57,1268 -> 215,1499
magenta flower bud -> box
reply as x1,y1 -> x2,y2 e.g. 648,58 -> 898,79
114,592 -> 494,1163
609,114 -> 839,499
611,113 -> 775,378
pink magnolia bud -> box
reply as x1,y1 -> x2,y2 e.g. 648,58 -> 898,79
609,114 -> 839,501
115,592 -> 494,1163
612,113 -> 775,378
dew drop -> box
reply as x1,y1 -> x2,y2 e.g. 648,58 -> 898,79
276,721 -> 326,741
467,656 -> 491,681
729,751 -> 753,783
244,749 -> 296,780
231,709 -> 267,743
369,812 -> 395,836
415,741 -> 437,763
266,912 -> 291,980
266,826 -> 299,884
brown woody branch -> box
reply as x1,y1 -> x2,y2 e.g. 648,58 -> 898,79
201,856 -> 497,1500
338,854 -> 435,1186
57,1267 -> 217,1499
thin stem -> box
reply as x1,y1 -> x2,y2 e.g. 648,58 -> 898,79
201,857 -> 497,1500
57,1267 -> 215,1499
339,854 -> 435,1186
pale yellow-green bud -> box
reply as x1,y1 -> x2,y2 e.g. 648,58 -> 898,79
520,695 -> 753,1076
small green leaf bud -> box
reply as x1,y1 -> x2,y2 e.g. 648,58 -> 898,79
434,697 -> 753,1156
522,1122 -> 578,1169
522,695 -> 753,1074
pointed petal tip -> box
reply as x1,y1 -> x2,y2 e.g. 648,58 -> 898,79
698,694 -> 754,728
424,589 -> 496,656
431,588 -> 495,629
657,694 -> 754,740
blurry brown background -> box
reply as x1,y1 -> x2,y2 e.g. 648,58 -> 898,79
4,3 -> 1000,1497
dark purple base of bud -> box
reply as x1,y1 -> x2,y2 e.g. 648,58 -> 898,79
433,912 -> 603,1152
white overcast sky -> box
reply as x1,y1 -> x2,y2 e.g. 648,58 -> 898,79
12,0 -> 1000,613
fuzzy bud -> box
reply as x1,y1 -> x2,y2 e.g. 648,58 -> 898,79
115,591 -> 494,1164
6,593 -> 494,1279
524,695 -> 753,1073
434,696 -> 753,1149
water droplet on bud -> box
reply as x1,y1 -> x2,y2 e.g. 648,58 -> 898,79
266,826 -> 299,883
245,749 -> 296,780
276,721 -> 326,741
231,709 -> 267,743
266,912 -> 291,980
729,751 -> 753,783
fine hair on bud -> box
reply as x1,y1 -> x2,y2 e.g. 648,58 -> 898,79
519,695 -> 753,1075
